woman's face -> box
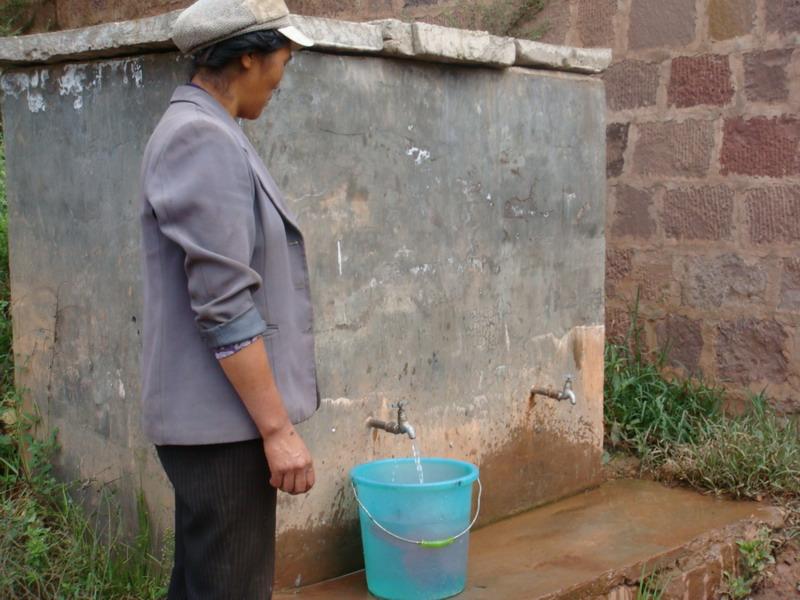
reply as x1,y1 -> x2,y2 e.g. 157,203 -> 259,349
238,46 -> 293,120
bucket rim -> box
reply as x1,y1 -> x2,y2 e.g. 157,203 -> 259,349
350,457 -> 478,491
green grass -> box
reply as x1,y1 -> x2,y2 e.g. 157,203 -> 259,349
604,307 -> 724,456
604,303 -> 800,542
663,397 -> 800,500
0,136 -> 169,599
636,563 -> 668,600
0,0 -> 34,36
0,397 -> 169,599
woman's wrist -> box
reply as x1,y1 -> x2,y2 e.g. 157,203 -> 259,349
256,409 -> 292,438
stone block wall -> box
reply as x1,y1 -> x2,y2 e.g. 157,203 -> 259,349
587,0 -> 799,414
23,1 -> 800,411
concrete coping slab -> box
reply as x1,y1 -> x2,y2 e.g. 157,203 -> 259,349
0,12 -> 611,74
0,12 -> 178,67
515,39 -> 612,74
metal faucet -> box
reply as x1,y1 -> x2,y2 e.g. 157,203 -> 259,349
367,401 -> 417,439
530,376 -> 577,406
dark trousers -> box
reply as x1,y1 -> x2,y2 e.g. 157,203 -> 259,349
156,439 -> 277,600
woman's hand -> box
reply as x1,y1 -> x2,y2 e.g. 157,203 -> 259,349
262,423 -> 315,495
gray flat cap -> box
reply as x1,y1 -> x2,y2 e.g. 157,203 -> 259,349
172,0 -> 314,54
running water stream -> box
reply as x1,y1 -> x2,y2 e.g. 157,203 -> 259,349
411,440 -> 424,484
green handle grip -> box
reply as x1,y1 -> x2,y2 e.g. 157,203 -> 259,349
420,537 -> 456,549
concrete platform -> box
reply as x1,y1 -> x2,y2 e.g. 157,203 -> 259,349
275,479 -> 781,600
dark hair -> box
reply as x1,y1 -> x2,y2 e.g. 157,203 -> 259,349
192,29 -> 290,77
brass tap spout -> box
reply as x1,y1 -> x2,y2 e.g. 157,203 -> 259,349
367,401 -> 416,439
530,376 -> 577,406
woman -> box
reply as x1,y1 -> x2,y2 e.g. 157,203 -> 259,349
139,1 -> 319,597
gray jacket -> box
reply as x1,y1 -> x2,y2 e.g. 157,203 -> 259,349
139,85 -> 319,446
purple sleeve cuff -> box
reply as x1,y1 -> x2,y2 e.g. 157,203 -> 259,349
214,335 -> 260,360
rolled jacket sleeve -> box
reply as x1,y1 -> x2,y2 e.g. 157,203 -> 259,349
146,117 -> 267,348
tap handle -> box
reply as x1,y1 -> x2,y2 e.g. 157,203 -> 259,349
391,401 -> 409,420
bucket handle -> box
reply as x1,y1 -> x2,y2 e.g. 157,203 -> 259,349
350,478 -> 482,549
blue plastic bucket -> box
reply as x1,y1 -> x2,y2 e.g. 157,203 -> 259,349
350,458 -> 480,600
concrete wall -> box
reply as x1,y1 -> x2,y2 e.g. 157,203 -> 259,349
1,45 -> 606,587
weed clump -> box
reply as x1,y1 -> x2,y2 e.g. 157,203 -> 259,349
1,398 -> 169,599
721,529 -> 778,599
604,305 -> 723,455
604,302 -> 800,504
664,398 -> 800,500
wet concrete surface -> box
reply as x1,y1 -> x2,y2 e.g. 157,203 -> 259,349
275,479 -> 777,599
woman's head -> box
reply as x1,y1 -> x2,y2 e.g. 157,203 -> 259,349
173,0 -> 313,119
192,29 -> 290,75
191,30 -> 293,119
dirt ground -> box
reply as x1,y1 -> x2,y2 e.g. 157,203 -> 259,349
752,540 -> 800,599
